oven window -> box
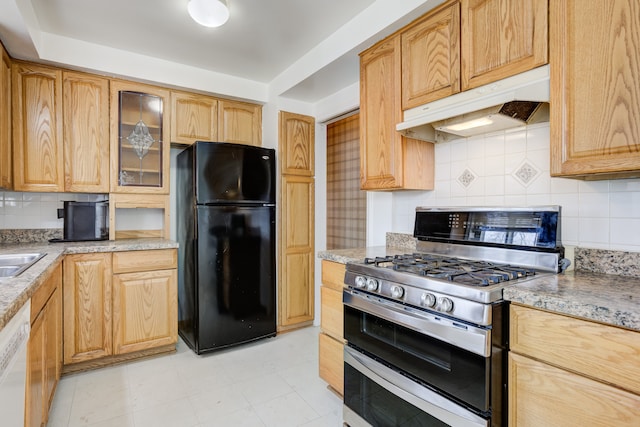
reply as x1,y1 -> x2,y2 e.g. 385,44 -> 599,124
344,305 -> 490,412
345,362 -> 450,427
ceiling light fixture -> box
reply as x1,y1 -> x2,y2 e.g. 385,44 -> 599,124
188,0 -> 230,28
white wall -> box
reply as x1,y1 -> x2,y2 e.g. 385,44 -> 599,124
376,122 -> 640,253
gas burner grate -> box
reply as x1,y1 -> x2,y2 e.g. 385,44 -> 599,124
364,252 -> 537,287
364,256 -> 395,266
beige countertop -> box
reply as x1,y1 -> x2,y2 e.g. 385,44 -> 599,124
504,270 -> 640,331
319,246 -> 640,332
0,239 -> 178,331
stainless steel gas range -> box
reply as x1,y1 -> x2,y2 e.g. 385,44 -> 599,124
342,206 -> 568,427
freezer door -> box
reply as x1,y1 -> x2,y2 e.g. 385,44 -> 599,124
195,205 -> 276,352
194,142 -> 275,205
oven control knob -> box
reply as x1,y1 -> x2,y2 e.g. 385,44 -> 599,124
354,276 -> 366,288
438,297 -> 454,313
420,293 -> 437,307
390,285 -> 404,299
366,278 -> 379,291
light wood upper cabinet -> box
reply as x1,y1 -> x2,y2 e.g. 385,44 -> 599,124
110,79 -> 170,194
12,62 -> 64,192
402,0 -> 461,109
279,111 -> 314,176
550,0 -> 640,178
218,99 -> 262,146
63,71 -> 110,192
170,91 -> 218,145
0,42 -> 11,189
63,253 -> 113,365
460,0 -> 548,90
360,34 -> 435,190
509,304 -> 640,426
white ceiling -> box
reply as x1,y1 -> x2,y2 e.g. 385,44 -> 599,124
0,0 -> 443,103
29,0 -> 375,83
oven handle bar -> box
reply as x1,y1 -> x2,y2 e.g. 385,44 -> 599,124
344,347 -> 489,427
344,289 -> 490,357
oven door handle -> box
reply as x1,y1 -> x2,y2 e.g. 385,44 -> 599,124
344,289 -> 490,357
344,347 -> 489,427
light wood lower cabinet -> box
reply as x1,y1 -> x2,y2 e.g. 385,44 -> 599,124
113,268 -> 177,354
26,263 -> 62,427
318,260 -> 345,396
509,304 -> 640,426
63,253 -> 113,364
63,249 -> 177,372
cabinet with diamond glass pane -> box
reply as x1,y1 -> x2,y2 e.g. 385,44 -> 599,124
110,80 -> 170,194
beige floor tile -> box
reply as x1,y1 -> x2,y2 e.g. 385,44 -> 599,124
47,326 -> 342,427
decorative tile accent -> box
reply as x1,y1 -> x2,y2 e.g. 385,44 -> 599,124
513,161 -> 539,186
457,169 -> 476,188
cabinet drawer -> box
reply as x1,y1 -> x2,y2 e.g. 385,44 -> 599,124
509,352 -> 640,426
510,304 -> 640,395
319,332 -> 344,396
112,249 -> 177,274
321,286 -> 343,340
321,260 -> 345,291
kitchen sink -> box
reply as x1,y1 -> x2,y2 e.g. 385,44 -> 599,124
0,253 -> 46,279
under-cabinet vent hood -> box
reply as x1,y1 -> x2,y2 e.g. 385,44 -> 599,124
397,65 -> 550,142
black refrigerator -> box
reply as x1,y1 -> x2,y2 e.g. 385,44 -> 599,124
176,141 -> 276,354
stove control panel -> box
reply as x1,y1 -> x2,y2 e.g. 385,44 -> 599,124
345,271 -> 493,326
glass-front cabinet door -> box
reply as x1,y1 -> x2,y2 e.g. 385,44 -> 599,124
110,80 -> 170,194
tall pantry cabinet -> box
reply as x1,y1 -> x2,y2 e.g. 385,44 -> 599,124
278,111 -> 315,331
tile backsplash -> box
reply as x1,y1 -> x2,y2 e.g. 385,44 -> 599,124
0,192 -> 106,229
391,122 -> 640,252
3,123 -> 640,252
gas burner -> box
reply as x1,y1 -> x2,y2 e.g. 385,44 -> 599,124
372,253 -> 537,287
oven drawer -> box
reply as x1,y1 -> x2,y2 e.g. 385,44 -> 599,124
510,304 -> 640,395
344,347 -> 489,427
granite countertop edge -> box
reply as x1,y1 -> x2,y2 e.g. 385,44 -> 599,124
0,239 -> 178,331
319,247 -> 640,332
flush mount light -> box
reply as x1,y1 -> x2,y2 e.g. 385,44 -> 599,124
188,0 -> 230,28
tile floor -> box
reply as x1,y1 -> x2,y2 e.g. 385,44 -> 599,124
47,326 -> 343,427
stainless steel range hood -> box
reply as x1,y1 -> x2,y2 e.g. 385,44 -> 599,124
396,65 -> 550,142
